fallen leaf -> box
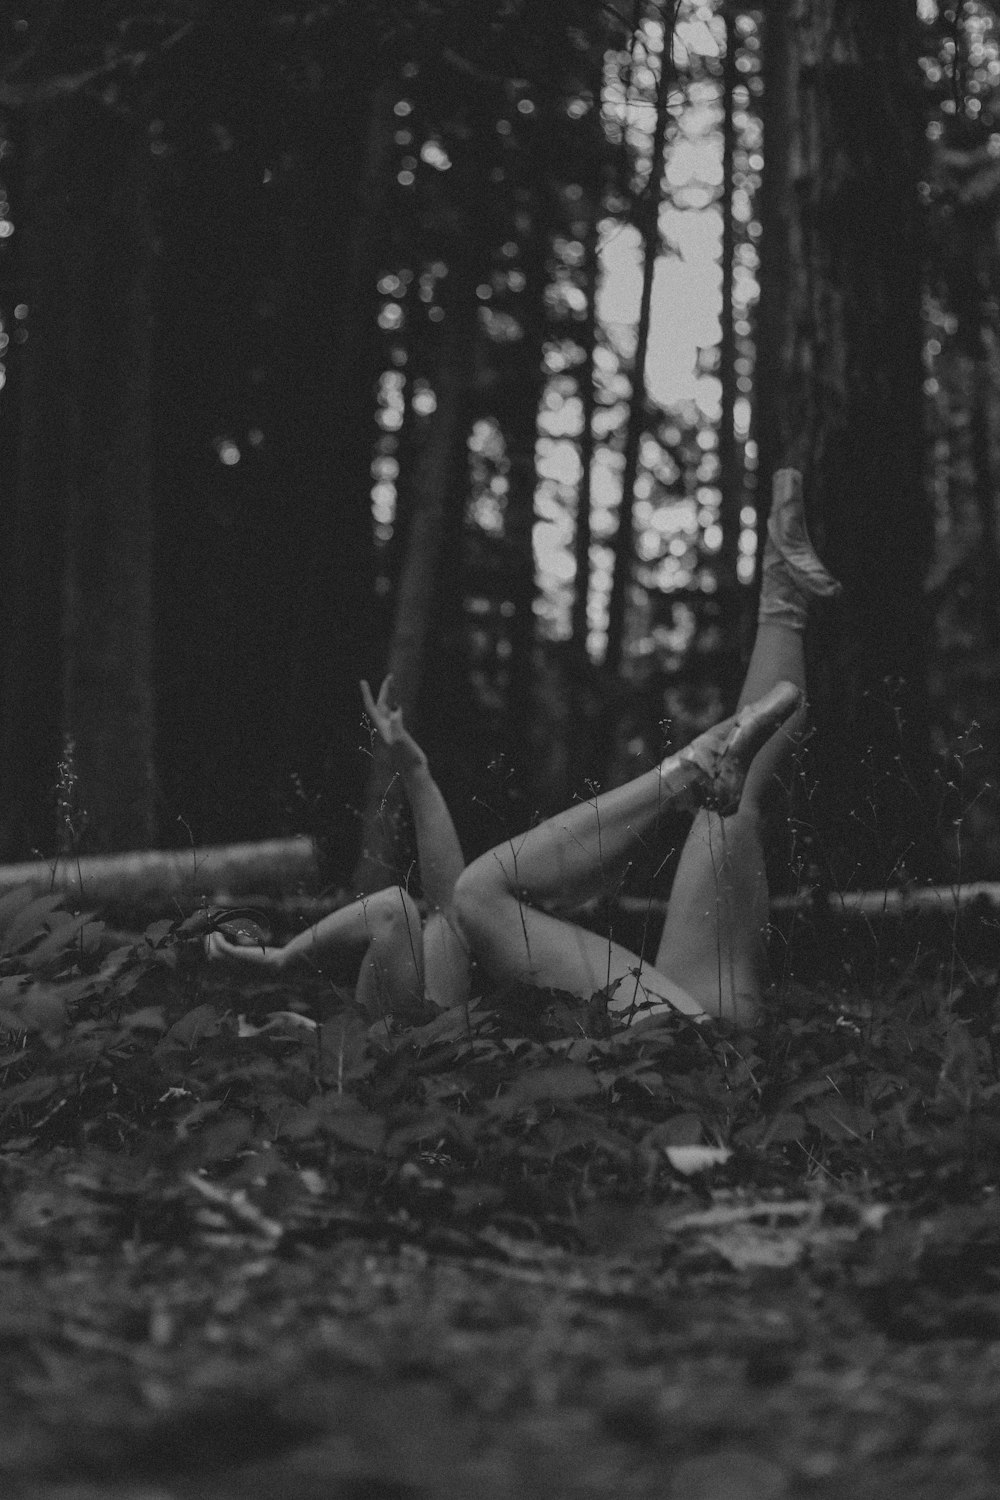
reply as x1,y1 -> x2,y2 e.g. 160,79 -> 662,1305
664,1145 -> 732,1175
701,1225 -> 804,1270
326,1109 -> 386,1152
164,1004 -> 224,1048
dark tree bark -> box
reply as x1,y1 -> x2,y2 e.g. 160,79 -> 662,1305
280,75 -> 393,769
0,109 -> 70,858
713,5 -> 745,704
717,8 -> 738,577
275,68 -> 389,872
756,0 -> 933,881
350,256 -> 480,893
604,1 -> 678,680
1,97 -> 156,857
970,341 -> 1000,614
498,112 -> 554,813
571,184 -> 599,663
63,105 -> 157,853
152,22 -> 384,864
567,54 -> 605,798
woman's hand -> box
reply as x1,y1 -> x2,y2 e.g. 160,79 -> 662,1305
360,675 -> 429,774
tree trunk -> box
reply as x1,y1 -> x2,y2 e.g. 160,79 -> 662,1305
269,65 -> 388,869
568,52 -> 606,798
756,0 -> 932,882
717,7 -> 739,590
604,1 -> 678,679
714,6 -> 746,703
0,98 -> 156,858
0,108 -> 72,858
350,262 -> 480,892
63,103 -> 157,853
151,28 -> 385,863
970,337 -> 1000,636
499,111 -> 554,813
282,76 -> 394,740
571,186 -> 599,661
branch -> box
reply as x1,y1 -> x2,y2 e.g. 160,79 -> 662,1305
439,46 -> 528,91
0,19 -> 195,110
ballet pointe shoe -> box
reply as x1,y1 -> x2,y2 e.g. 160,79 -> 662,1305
758,469 -> 841,629
680,681 -> 804,816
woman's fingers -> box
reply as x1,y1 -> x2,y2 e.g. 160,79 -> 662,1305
361,677 -> 402,743
360,679 -> 379,720
362,676 -> 406,745
361,679 -> 391,737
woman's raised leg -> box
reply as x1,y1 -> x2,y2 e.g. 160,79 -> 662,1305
651,628 -> 805,1023
362,674 -> 471,1009
653,468 -> 841,1023
452,685 -> 801,1021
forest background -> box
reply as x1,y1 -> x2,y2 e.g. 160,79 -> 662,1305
0,0 -> 997,905
7,9 -> 1000,1497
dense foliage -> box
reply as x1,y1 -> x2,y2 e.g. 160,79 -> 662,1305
3,887 -> 998,1211
1,890 -> 1000,1492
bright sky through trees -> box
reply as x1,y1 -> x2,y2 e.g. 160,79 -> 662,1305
532,3 -> 755,654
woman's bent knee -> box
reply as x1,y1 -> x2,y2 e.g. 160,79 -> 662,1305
452,864 -> 502,946
362,886 -> 422,938
363,884 -> 416,915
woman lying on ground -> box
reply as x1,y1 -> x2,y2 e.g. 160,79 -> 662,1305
207,468 -> 840,1027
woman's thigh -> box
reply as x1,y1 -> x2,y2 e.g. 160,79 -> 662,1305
421,910 -> 472,1010
458,894 -> 702,1020
354,888 -> 425,1016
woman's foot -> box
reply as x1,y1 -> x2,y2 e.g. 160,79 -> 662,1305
714,680 -> 804,813
766,468 -> 841,597
758,469 -> 841,631
678,680 -> 804,816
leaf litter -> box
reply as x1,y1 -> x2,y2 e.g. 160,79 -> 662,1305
0,894 -> 999,1495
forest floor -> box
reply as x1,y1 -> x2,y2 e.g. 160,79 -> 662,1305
2,895 -> 1000,1498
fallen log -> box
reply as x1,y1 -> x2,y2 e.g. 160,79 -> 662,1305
770,882 -> 1000,915
0,833 -> 996,919
0,837 -> 319,905
616,883 -> 1000,918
